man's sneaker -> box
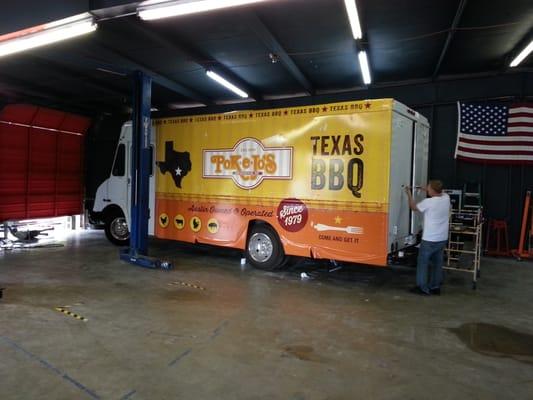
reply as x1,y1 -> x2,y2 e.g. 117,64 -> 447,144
409,286 -> 430,296
430,288 -> 441,295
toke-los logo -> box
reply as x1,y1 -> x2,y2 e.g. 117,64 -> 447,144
203,138 -> 293,189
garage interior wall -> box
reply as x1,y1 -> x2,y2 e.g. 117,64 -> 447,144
86,71 -> 532,245
413,73 -> 533,246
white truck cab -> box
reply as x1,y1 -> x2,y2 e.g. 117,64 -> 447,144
93,122 -> 155,244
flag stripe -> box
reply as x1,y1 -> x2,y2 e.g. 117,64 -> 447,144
459,132 -> 533,142
507,132 -> 533,137
509,107 -> 533,114
458,142 -> 533,152
508,126 -> 533,133
457,146 -> 533,155
459,137 -> 533,146
508,118 -> 533,125
457,155 -> 533,165
456,150 -> 533,160
508,112 -> 533,119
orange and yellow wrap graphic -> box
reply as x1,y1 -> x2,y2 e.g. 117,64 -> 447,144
154,99 -> 394,266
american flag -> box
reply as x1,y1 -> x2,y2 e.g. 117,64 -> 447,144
455,101 -> 533,164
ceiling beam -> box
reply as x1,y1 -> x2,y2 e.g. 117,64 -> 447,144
241,11 -> 314,96
29,54 -> 164,110
0,80 -> 104,116
30,55 -> 129,100
0,74 -> 124,114
93,28 -> 211,104
123,20 -> 262,100
432,0 -> 468,79
27,52 -> 175,110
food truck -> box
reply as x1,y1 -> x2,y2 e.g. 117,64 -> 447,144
93,98 -> 429,270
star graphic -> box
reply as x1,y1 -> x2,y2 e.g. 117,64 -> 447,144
322,106 -> 328,112
175,167 -> 182,176
334,216 -> 342,224
365,102 -> 371,109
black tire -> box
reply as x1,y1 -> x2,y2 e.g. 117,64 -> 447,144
246,224 -> 286,271
104,214 -> 130,246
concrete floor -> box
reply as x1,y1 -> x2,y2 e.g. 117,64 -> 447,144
1,230 -> 533,400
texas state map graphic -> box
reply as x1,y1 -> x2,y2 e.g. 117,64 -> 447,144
156,141 -> 191,188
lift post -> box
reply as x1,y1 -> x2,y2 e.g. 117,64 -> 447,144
120,71 -> 171,269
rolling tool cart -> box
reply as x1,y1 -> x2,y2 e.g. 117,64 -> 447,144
445,208 -> 483,289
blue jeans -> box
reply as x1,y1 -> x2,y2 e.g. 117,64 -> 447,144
417,240 -> 447,294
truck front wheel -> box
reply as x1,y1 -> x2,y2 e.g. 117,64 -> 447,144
246,224 -> 286,271
105,214 -> 130,246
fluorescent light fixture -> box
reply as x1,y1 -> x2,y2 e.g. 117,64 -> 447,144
358,51 -> 371,85
167,102 -> 206,109
344,0 -> 362,40
510,40 -> 533,67
0,13 -> 96,58
206,70 -> 249,98
138,0 -> 271,20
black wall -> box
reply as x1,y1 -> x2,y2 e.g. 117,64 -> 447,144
407,74 -> 533,247
88,71 -> 532,245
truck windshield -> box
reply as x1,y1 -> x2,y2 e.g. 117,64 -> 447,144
112,144 -> 125,176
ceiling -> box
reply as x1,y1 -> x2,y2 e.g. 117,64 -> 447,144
0,0 -> 531,116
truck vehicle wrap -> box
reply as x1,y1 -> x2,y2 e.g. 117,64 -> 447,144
93,98 -> 429,269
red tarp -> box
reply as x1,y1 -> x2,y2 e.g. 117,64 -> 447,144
0,104 -> 91,221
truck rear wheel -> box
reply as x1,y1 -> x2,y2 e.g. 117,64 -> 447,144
105,214 -> 130,246
246,224 -> 286,271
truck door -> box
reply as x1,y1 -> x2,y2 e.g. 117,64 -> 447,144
411,122 -> 429,234
389,112 -> 414,246
107,142 -> 130,223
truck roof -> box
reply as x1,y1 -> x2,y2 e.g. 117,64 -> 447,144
122,98 -> 429,130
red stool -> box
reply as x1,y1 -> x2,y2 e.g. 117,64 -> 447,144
485,219 -> 510,257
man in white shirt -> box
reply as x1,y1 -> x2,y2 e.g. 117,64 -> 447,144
405,180 -> 451,295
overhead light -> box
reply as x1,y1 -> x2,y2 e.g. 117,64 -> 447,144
206,70 -> 249,98
358,51 -> 371,85
96,67 -> 127,77
0,13 -> 96,58
344,0 -> 362,40
138,0 -> 271,20
510,40 -> 533,67
168,102 -> 206,109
